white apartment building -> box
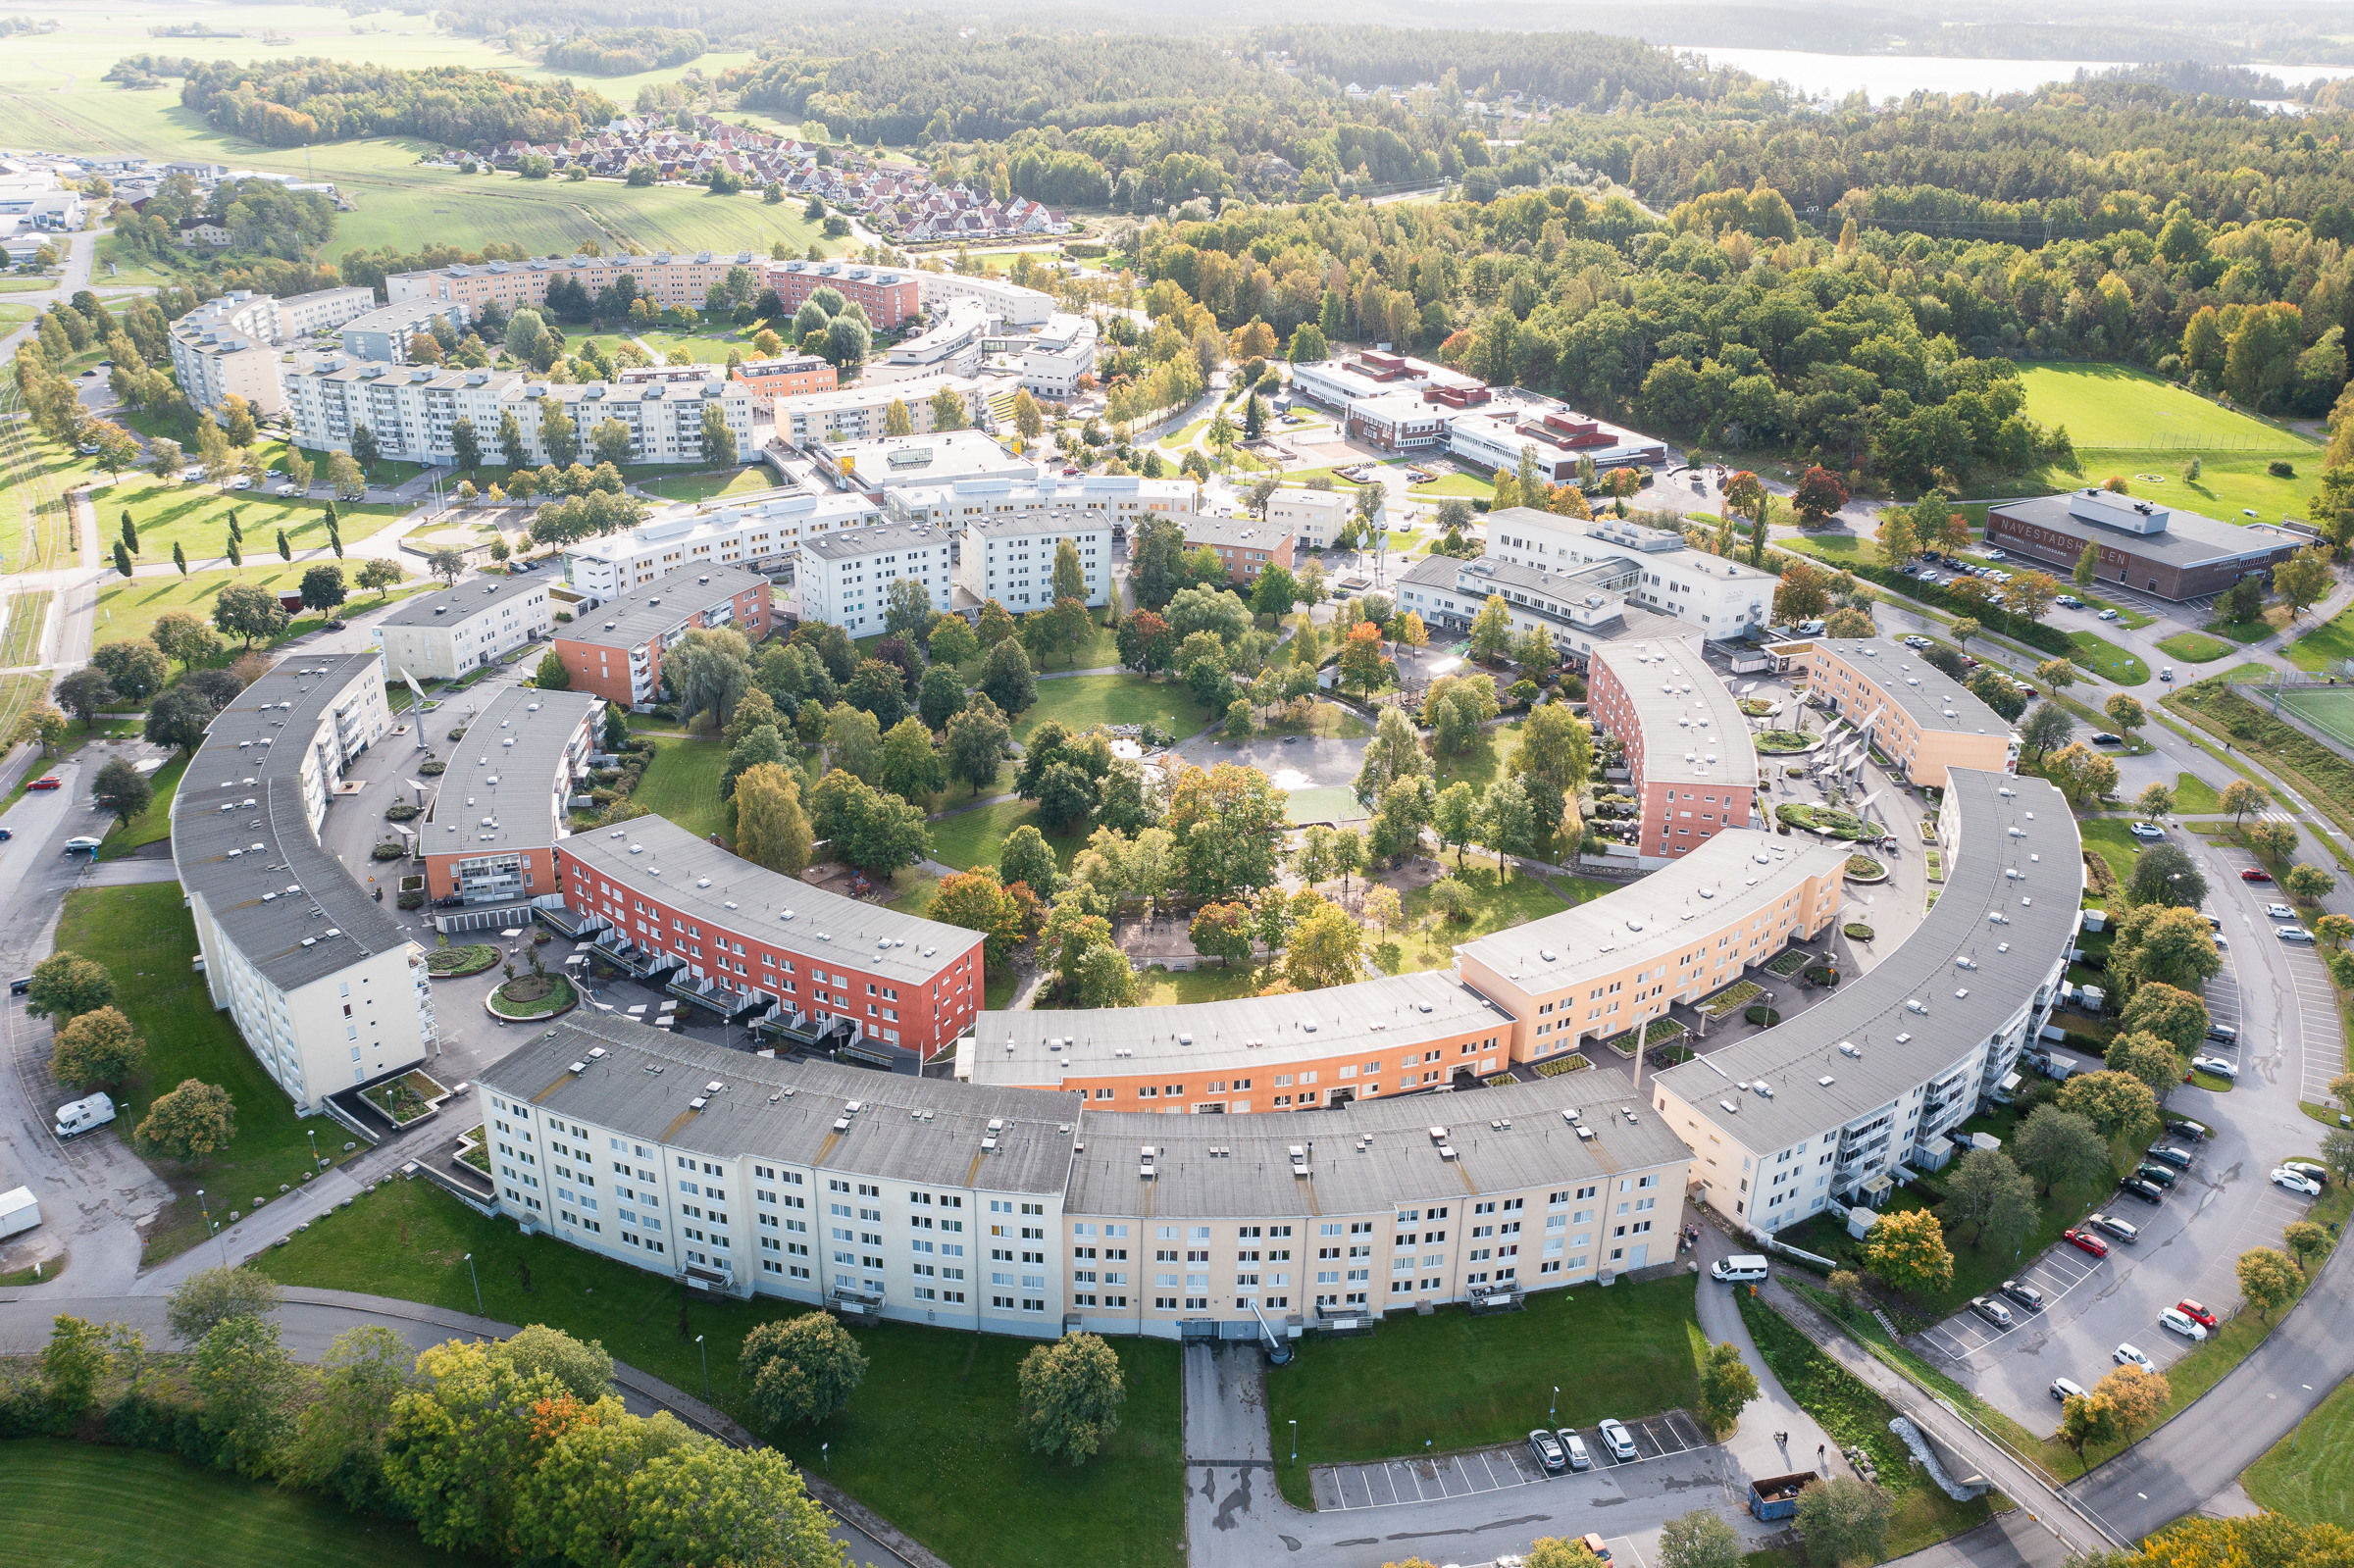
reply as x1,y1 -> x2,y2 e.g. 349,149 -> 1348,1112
775,374 -> 989,449
373,576 -> 554,681
1653,772 -> 2078,1233
982,312 -> 1097,398
887,301 -> 989,373
888,472 -> 1198,532
283,362 -> 754,470
563,490 -> 886,602
1266,486 -> 1351,550
1446,397 -> 1667,481
167,285 -> 375,414
479,1013 -> 1690,1333
340,299 -> 469,364
174,651 -> 436,1114
384,250 -> 771,316
1482,508 -> 1777,639
957,512 -> 1112,613
1394,550 -> 1690,664
916,270 -> 1056,327
799,520 -> 959,633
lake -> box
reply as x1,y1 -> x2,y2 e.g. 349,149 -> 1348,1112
1664,44 -> 2354,103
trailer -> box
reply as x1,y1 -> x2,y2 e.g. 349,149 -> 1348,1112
1749,1471 -> 1818,1521
0,1186 -> 36,1239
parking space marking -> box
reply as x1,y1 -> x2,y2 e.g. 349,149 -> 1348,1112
1310,1420 -> 1715,1508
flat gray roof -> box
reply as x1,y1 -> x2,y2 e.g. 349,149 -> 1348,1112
1591,634 -> 1757,787
427,686 -> 601,857
966,970 -> 1512,1086
380,574 -> 545,630
1182,516 -> 1294,550
1991,491 -> 2305,569
1798,638 -> 2012,736
1457,829 -> 1846,983
560,815 -> 975,987
1067,1079 -> 1690,1220
800,520 -> 955,562
172,651 -> 416,992
482,1013 -> 1077,1195
556,565 -> 769,653
1655,771 -> 2079,1150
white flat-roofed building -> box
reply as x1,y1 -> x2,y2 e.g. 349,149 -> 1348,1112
372,575 -> 554,681
1653,772 -> 2078,1235
887,301 -> 990,373
174,651 -> 435,1114
1289,348 -> 1486,416
981,312 -> 1097,398
1481,508 -> 1777,640
340,299 -> 469,364
385,250 -> 774,318
956,512 -> 1111,613
562,490 -> 885,602
916,270 -> 1055,327
1393,550 -> 1689,664
168,286 -> 376,414
812,430 -> 1034,491
1447,397 -> 1668,481
1267,486 -> 1351,550
800,520 -> 960,633
889,472 -> 1197,531
284,362 -> 753,470
776,374 -> 989,449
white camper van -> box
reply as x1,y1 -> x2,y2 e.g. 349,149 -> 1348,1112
54,1092 -> 115,1139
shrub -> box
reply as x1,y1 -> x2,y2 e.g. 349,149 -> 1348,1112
2269,459 -> 2297,479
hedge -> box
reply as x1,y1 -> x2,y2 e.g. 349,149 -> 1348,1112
1846,561 -> 2074,656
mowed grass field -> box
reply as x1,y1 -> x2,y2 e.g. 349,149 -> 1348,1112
2277,688 -> 2354,750
0,1440 -> 463,1568
2248,1372 -> 2354,1527
96,461 -> 406,565
94,563 -> 421,654
2009,362 -> 2310,451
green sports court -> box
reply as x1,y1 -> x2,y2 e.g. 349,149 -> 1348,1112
2275,686 -> 2354,751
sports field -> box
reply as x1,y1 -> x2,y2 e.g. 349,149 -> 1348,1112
2277,687 -> 2354,750
2010,363 -> 2309,452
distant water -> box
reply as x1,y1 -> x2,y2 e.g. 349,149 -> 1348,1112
1665,44 -> 2354,103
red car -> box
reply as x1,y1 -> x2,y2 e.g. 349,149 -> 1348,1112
2064,1228 -> 2111,1259
2176,1298 -> 2218,1329
2241,868 -> 2274,883
26,776 -> 58,791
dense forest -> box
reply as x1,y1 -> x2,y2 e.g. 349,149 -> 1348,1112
168,58 -> 616,147
538,25 -> 709,76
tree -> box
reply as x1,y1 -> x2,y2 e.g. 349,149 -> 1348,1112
2249,820 -> 2300,863
299,562 -> 347,614
1951,616 -> 1980,649
879,717 -> 947,806
699,400 -> 738,467
1659,1510 -> 1743,1568
531,648 -> 573,691
348,422 -> 381,477
741,1313 -> 868,1429
90,756 -> 153,832
2285,863 -> 2336,904
980,635 -> 1036,715
2073,539 -> 2101,587
2283,1219 -> 2328,1276
1468,593 -> 1513,662
807,769 -> 929,874
2104,692 -> 2147,745
1794,1474 -> 1892,1568
1862,1206 -> 1952,1297
145,686 -> 216,754
2104,1031 -> 2185,1102
450,415 -> 483,476
213,582 -> 288,648
165,1266 -> 282,1348
2045,742 -> 2118,805
2237,1246 -> 2302,1321
53,667 -> 115,728
2058,1070 -> 2160,1143
1018,1332 -> 1125,1465
2118,983 -> 2209,1058
2133,782 -> 2176,823
930,868 -> 1024,965
2057,1389 -> 2121,1467
2126,841 -> 2204,909
150,609 -> 220,671
136,1078 -> 237,1164
1286,898 -> 1365,991
287,1325 -> 414,1513
2012,1104 -> 2111,1195
2274,544 -> 2336,621
427,546 -> 466,586
2112,903 -> 2222,994
2221,780 -> 2270,828
1695,1340 -> 1761,1435
1940,1146 -> 2032,1241
194,1311 -> 299,1475
51,1004 -> 143,1088
1480,775 -> 1537,882
1792,466 -> 1848,524
1187,901 -> 1254,968
41,1314 -> 117,1422
356,558 -> 404,600
91,639 -> 167,701
1002,824 -> 1061,900
945,697 -> 1010,796
25,950 -> 113,1023
2020,702 -> 2074,762
732,763 -> 814,874
919,663 -> 967,731
2315,913 -> 2354,950
929,616 -> 980,669
2325,1128 -> 2354,1188
2094,1362 -> 2171,1447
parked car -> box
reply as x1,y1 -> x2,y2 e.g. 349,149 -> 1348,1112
1903,635 -> 1931,649
2240,867 -> 2275,882
1598,1418 -> 1637,1460
2159,666 -> 2175,682
2135,1163 -> 2178,1189
2099,608 -> 2121,621
227,476 -> 253,490
54,1092 -> 115,1138
1581,1534 -> 1613,1564
2147,1144 -> 2195,1169
1985,548 -> 2007,561
1970,1296 -> 2015,1328
275,482 -> 301,496
2091,732 -> 2124,745
2050,1376 -> 2088,1403
2128,822 -> 2166,840
2277,926 -> 2316,943
2190,1055 -> 2239,1080
1560,1431 -> 1591,1471
2000,1279 -> 2046,1312
2266,903 -> 2298,920
2064,1227 -> 2111,1258
2090,1212 -> 2140,1244
1528,1429 -> 1568,1474
2176,1299 -> 2218,1329
61,836 -> 101,853
26,776 -> 58,790
2120,1178 -> 2166,1204
2056,594 -> 2084,608
2206,1027 -> 2238,1050
2159,1307 -> 2209,1341
2282,1159 -> 2328,1189
325,619 -> 346,632
2115,1342 -> 2158,1374
2168,1120 -> 2211,1141
2272,1167 -> 2323,1196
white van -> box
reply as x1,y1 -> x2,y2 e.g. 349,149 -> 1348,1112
54,1091 -> 115,1138
1712,1254 -> 1770,1283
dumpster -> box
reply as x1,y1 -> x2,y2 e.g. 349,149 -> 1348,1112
1749,1471 -> 1817,1521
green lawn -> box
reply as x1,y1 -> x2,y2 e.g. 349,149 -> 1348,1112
2287,605 -> 2354,673
2075,818 -> 2148,896
2068,631 -> 2150,685
1407,473 -> 1494,499
0,1440 -> 462,1568
95,565 -> 421,656
632,467 -> 781,506
2031,448 -> 2321,534
927,796 -> 1086,876
1263,1273 -> 1706,1510
258,1179 -> 1185,1568
1429,718 -> 1525,792
2156,630 -> 2235,664
1381,864 -> 1598,976
1738,1293 -> 1995,1556
630,735 -> 729,839
94,461 -> 407,564
0,587 -> 51,665
2010,363 -> 2310,452
1248,701 -> 1368,740
95,754 -> 184,860
54,885 -> 355,1262
2248,1373 -> 2354,1527
0,421 -> 105,573
1012,674 -> 1211,743
2173,772 -> 2225,814
1130,964 -> 1272,1005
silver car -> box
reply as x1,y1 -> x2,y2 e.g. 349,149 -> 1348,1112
1598,1418 -> 1637,1460
1559,1430 -> 1591,1471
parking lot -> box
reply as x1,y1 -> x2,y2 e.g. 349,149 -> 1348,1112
1308,1411 -> 1712,1510
1917,1244 -> 2105,1363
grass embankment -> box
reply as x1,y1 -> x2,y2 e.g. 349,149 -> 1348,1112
2170,675 -> 2354,853
94,754 -> 184,859
258,1178 -> 1184,1568
2069,631 -> 2150,685
629,735 -> 729,839
54,885 -> 359,1263
0,587 -> 52,665
2248,1374 -> 2354,1526
1265,1273 -> 1706,1510
2156,631 -> 2235,665
2287,606 -> 2354,673
1739,1292 -> 1998,1557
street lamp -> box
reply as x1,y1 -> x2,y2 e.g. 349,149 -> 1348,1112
1551,1386 -> 1560,1424
464,1251 -> 484,1315
1290,1418 -> 1298,1465
197,1188 -> 227,1267
696,1334 -> 709,1400
822,1440 -> 830,1470
305,1126 -> 320,1168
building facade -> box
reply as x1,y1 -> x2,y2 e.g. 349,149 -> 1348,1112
1447,400 -> 1667,481
1985,488 -> 2308,602
340,300 -> 469,364
1181,516 -> 1296,586
915,271 -> 1055,327
168,286 -> 375,414
174,651 -> 436,1114
955,513 -> 1113,613
1587,636 -> 1761,867
1265,487 -> 1350,551
561,491 -> 885,602
733,354 -> 838,408
419,687 -> 602,903
283,363 -> 755,471
372,576 -> 555,682
774,374 -> 988,448
763,258 -> 920,329
552,565 -> 773,709
888,473 -> 1197,532
1479,510 -> 1777,641
384,251 -> 776,319
1769,637 -> 2019,786
799,521 -> 959,635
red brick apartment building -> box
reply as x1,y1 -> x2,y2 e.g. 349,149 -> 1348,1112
1180,516 -> 1296,585
1587,636 -> 1759,869
732,355 -> 838,405
764,259 -> 920,330
419,687 -> 602,903
550,565 -> 772,709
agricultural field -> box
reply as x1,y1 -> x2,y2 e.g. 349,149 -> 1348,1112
2009,362 -> 2312,452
